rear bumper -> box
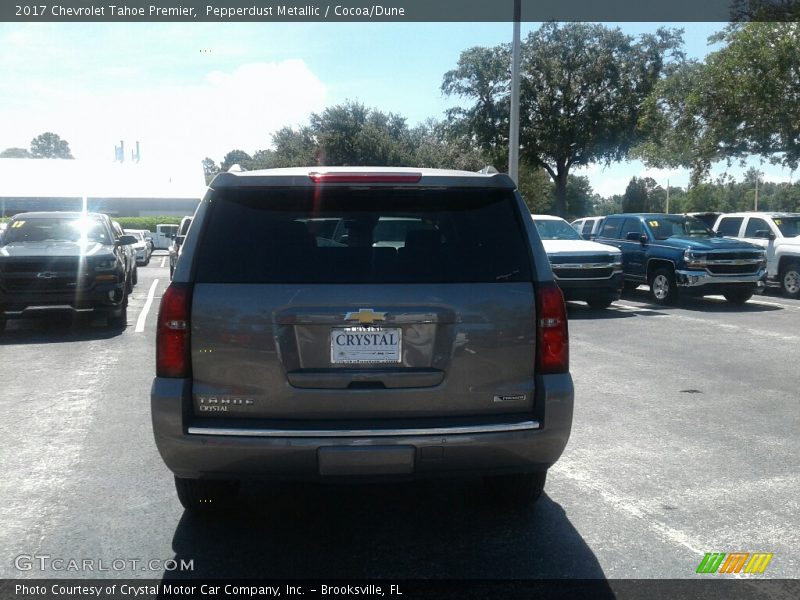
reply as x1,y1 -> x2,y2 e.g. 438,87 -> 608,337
150,374 -> 574,480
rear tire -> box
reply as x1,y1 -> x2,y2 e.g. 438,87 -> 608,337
724,290 -> 753,305
649,267 -> 678,305
174,476 -> 240,514
132,266 -> 138,286
484,471 -> 547,507
781,262 -> 800,299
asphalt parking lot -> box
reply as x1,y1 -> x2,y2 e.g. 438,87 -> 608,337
0,252 -> 797,581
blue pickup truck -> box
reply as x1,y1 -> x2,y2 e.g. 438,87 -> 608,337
595,213 -> 767,305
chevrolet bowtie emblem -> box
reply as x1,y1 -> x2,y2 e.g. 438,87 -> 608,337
344,308 -> 387,325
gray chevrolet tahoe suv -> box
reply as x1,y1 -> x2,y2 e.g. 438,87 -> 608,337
151,167 -> 574,512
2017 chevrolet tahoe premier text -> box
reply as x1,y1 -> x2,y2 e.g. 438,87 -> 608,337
151,167 -> 574,512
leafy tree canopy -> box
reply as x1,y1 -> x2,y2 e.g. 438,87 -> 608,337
442,22 -> 684,216
0,147 -> 32,158
220,149 -> 252,172
636,23 -> 800,180
30,132 -> 74,159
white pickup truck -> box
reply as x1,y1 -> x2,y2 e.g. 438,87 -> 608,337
149,223 -> 179,250
713,212 -> 800,298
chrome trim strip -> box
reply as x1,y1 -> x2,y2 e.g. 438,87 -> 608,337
188,421 -> 541,438
550,262 -> 617,270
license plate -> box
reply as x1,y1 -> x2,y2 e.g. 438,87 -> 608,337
331,327 -> 402,364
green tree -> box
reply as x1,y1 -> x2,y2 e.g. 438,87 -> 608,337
250,149 -> 277,170
622,177 -> 664,212
30,132 -> 73,159
202,157 -> 219,184
637,23 -> 800,180
220,149 -> 252,172
310,101 -> 414,166
0,147 -> 32,158
271,125 -> 318,167
442,23 -> 684,217
409,119 -> 488,170
518,166 -> 554,214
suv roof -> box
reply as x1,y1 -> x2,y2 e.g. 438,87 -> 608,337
717,212 -> 800,218
210,167 -> 516,190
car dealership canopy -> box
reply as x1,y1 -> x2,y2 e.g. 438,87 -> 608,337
0,158 -> 206,217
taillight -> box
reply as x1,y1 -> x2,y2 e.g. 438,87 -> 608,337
156,283 -> 192,378
308,171 -> 422,184
535,281 -> 569,374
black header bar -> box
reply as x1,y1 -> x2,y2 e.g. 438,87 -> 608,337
2,0 -> 795,23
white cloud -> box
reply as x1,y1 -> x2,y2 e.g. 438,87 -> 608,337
0,59 -> 327,165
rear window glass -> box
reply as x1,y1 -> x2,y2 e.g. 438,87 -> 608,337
194,188 -> 532,284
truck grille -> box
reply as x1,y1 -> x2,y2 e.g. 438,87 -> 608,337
549,254 -> 618,280
0,257 -> 82,273
0,258 -> 90,294
706,264 -> 761,276
703,251 -> 764,276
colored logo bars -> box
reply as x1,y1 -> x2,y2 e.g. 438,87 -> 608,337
697,552 -> 774,574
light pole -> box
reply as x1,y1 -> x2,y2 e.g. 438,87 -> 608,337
508,0 -> 521,185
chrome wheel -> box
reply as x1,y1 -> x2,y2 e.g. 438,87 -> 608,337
782,264 -> 800,297
652,274 -> 670,300
649,267 -> 677,305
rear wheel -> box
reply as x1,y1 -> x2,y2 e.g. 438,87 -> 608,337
132,265 -> 138,286
174,476 -> 240,513
649,267 -> 678,305
724,290 -> 753,305
781,262 -> 800,299
484,471 -> 547,507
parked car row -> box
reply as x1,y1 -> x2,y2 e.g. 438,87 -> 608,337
565,211 -> 800,305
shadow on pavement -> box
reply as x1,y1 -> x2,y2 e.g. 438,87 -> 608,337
620,288 -> 782,313
162,478 -> 611,582
0,314 -> 124,345
566,302 -> 669,320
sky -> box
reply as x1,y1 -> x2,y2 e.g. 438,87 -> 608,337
0,20 -> 796,197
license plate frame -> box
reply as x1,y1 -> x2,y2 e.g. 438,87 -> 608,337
330,326 -> 402,364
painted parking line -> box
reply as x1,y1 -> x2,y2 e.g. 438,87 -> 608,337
135,279 -> 160,333
159,257 -> 166,268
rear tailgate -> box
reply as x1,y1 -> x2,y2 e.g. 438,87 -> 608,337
191,282 -> 536,419
188,184 -> 537,423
